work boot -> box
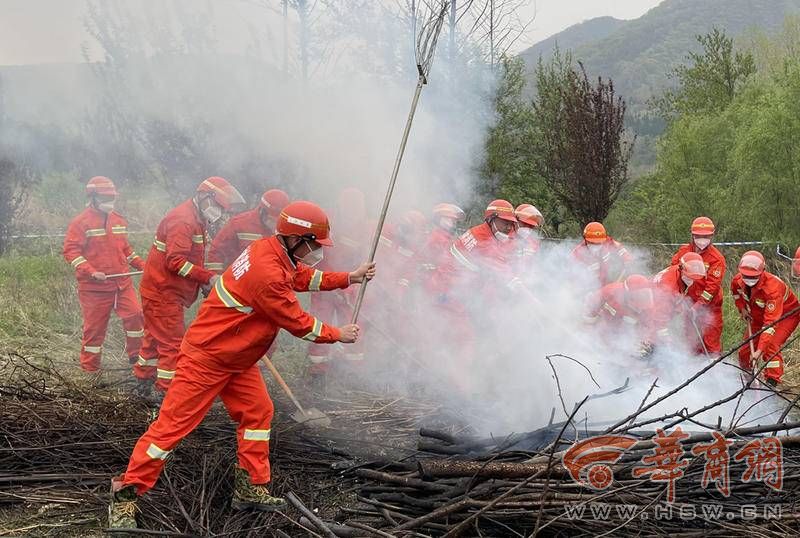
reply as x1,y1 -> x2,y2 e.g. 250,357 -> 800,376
108,477 -> 138,530
231,467 -> 286,512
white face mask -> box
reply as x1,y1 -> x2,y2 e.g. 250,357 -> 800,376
743,277 -> 759,287
494,230 -> 510,243
98,201 -> 115,213
681,275 -> 695,287
202,203 -> 223,224
517,227 -> 533,239
299,242 -> 324,267
587,243 -> 603,255
694,238 -> 711,250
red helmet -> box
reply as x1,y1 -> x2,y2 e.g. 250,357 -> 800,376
277,201 -> 333,246
515,204 -> 544,228
196,177 -> 245,211
583,222 -> 608,244
432,203 -> 465,221
484,199 -> 517,223
679,252 -> 706,281
738,251 -> 765,278
793,246 -> 800,279
86,176 -> 117,197
624,274 -> 654,310
691,216 -> 715,236
260,189 -> 290,216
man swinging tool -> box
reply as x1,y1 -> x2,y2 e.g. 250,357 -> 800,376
108,201 -> 375,529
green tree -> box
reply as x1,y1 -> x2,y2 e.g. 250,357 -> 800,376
654,28 -> 756,119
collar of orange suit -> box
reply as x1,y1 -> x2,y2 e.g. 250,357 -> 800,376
267,235 -> 298,271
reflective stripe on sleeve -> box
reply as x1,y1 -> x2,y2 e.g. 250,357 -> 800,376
126,252 -> 140,262
85,228 -> 106,237
137,356 -> 157,367
236,232 -> 262,242
243,429 -> 271,441
623,316 -> 638,325
701,291 -> 713,302
146,443 -> 171,460
602,303 -> 617,317
309,270 -> 323,291
205,262 -> 225,271
449,244 -> 479,272
126,329 -> 144,338
765,360 -> 781,369
302,318 -> 323,341
178,261 -> 194,277
156,369 -> 175,380
214,277 -> 253,314
192,234 -> 205,244
71,256 -> 88,268
153,239 -> 166,252
83,345 -> 102,353
111,225 -> 128,235
764,327 -> 776,335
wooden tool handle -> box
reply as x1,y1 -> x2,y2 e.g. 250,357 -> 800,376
261,356 -> 306,414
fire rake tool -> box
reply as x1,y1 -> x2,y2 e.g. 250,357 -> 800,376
261,356 -> 331,427
350,1 -> 450,324
106,271 -> 143,278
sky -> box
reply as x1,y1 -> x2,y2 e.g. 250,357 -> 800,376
0,0 -> 665,66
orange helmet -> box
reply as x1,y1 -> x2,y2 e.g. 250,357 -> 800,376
679,252 -> 706,281
484,199 -> 517,223
691,216 -> 715,236
432,203 -> 465,221
260,189 -> 290,216
515,204 -> 544,228
793,246 -> 800,279
277,201 -> 333,246
86,176 -> 117,197
738,251 -> 765,278
624,274 -> 654,310
583,222 -> 608,244
196,177 -> 245,211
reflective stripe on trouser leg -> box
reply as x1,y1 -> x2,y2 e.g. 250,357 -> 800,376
123,354 -> 234,494
78,289 -> 115,372
220,365 -> 275,484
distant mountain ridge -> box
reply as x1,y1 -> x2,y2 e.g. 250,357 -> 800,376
519,0 -> 800,104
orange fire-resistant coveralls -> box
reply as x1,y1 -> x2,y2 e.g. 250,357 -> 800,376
63,207 -> 145,371
572,237 -> 633,288
584,281 -> 670,347
134,199 -> 214,391
671,243 -> 725,353
653,264 -> 711,354
120,236 -> 350,493
206,207 -> 275,272
731,272 -> 800,383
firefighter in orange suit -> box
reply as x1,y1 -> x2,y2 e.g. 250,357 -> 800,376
431,200 -> 520,390
62,176 -> 145,373
671,217 -> 726,355
513,203 -> 544,283
584,274 -> 669,358
133,177 -> 245,397
403,203 -> 465,297
108,201 -> 375,528
653,252 -> 709,355
206,189 -> 290,272
572,222 -> 632,288
731,251 -> 800,386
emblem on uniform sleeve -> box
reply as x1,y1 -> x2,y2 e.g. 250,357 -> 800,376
713,269 -> 721,277
767,302 -> 776,312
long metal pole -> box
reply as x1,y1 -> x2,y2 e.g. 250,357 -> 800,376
350,74 -> 426,324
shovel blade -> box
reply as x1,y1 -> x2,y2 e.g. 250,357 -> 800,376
290,408 -> 331,428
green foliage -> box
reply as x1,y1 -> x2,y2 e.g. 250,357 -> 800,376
654,28 -> 755,119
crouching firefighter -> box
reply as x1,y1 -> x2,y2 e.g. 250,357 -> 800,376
108,201 -> 376,529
